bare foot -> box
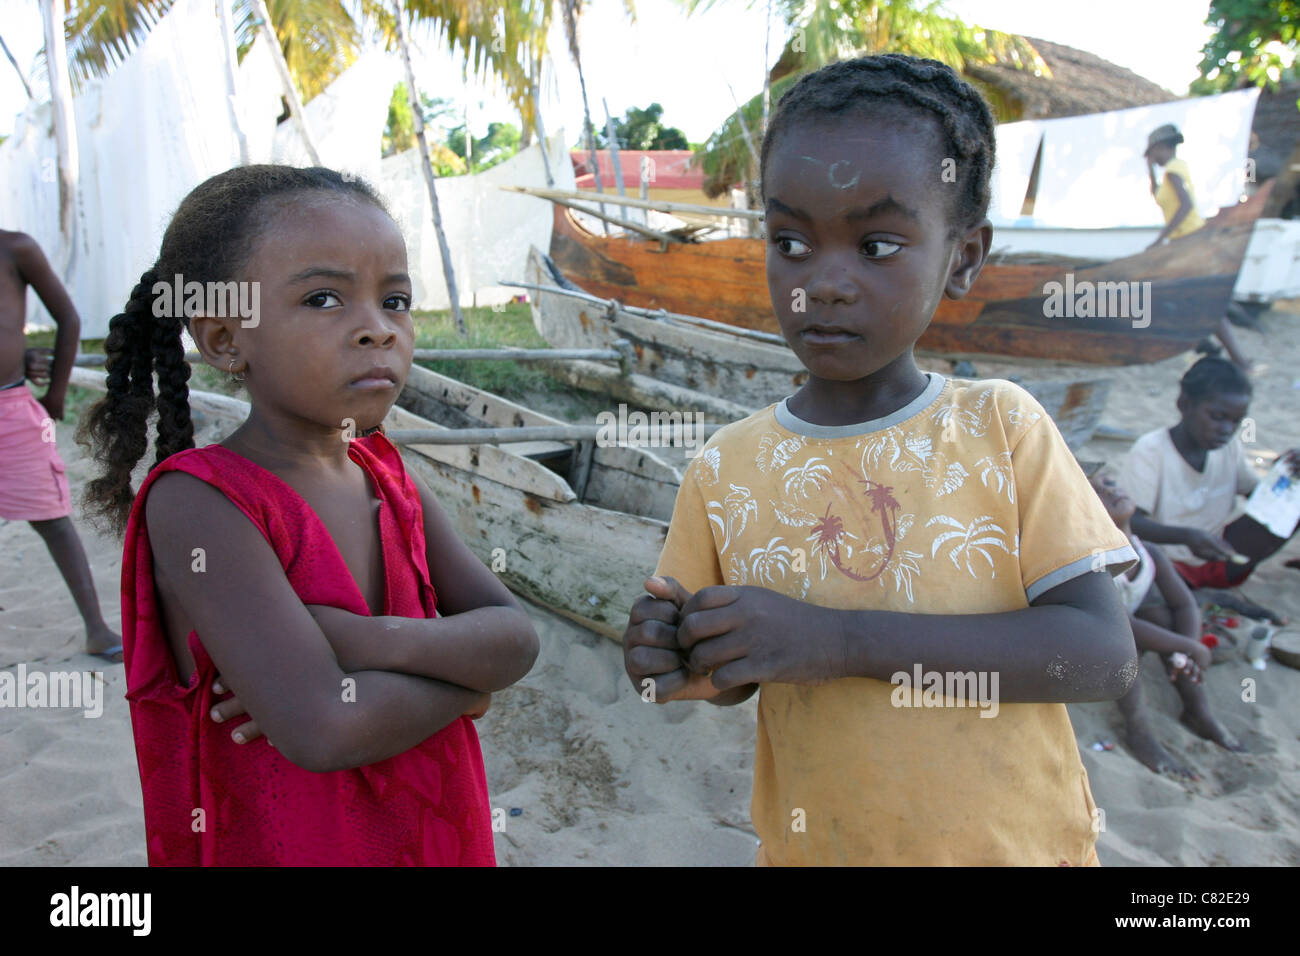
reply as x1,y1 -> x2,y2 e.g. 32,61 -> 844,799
1180,708 -> 1246,752
1126,721 -> 1197,779
86,624 -> 123,664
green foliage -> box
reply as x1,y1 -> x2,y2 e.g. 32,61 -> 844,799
595,103 -> 690,150
1192,0 -> 1299,92
682,0 -> 1049,197
411,304 -> 612,420
381,86 -> 466,174
446,121 -> 522,172
383,83 -> 415,157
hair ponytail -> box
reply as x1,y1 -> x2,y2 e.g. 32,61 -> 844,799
76,265 -> 190,536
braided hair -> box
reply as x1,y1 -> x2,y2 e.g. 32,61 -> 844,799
1179,356 -> 1252,404
760,54 -> 997,238
76,165 -> 388,536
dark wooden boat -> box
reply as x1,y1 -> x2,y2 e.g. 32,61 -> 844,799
549,185 -> 1271,366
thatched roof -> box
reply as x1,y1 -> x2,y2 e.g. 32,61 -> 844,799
965,37 -> 1177,120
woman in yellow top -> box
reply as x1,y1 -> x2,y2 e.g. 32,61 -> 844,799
1146,123 -> 1205,244
1144,123 -> 1255,372
1144,124 -> 1201,243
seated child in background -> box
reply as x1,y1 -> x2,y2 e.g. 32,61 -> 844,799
77,165 -> 538,865
623,54 -> 1139,867
1089,468 -> 1243,779
1117,356 -> 1299,599
0,229 -> 121,661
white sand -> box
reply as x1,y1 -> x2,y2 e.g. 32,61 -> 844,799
2,304 -> 1298,866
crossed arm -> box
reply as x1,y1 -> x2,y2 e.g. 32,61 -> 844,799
148,470 -> 538,773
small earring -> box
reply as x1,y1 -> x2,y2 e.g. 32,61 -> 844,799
228,356 -> 245,383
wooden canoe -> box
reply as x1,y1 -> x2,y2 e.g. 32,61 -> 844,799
548,185 -> 1272,365
68,366 -> 675,641
524,248 -> 1112,450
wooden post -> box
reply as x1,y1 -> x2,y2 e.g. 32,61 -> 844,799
603,98 -> 627,198
532,80 -> 554,187
249,0 -> 320,165
569,439 -> 597,500
392,0 -> 468,335
612,338 -> 634,377
639,155 -> 653,229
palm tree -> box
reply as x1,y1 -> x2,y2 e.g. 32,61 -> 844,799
392,0 -> 464,333
679,0 -> 1049,199
40,0 -> 80,283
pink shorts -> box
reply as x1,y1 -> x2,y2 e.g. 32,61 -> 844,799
0,385 -> 71,520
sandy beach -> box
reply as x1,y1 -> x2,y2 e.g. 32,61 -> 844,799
2,303 -> 1298,867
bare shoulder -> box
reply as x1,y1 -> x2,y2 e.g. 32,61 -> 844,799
144,469 -> 269,586
0,230 -> 36,265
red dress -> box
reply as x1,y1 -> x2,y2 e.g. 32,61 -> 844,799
120,433 -> 496,866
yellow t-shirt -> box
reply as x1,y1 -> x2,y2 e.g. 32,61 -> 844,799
1155,158 -> 1205,239
655,374 -> 1137,866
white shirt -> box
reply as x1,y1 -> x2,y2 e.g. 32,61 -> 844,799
1116,428 -> 1258,563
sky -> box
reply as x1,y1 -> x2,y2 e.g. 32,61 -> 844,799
0,0 -> 1218,144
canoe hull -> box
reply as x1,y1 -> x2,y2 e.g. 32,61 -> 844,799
550,192 -> 1266,365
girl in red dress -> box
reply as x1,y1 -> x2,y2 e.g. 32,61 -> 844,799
78,166 -> 538,865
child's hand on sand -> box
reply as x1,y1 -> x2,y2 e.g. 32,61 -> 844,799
1164,640 -> 1209,684
209,676 -> 267,746
622,577 -> 717,702
676,585 -> 846,688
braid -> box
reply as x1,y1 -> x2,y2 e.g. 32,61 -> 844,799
151,294 -> 194,466
760,54 -> 997,236
76,267 -> 161,536
77,164 -> 390,538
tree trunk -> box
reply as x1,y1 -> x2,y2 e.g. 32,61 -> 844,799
0,32 -> 34,101
392,0 -> 467,335
217,0 -> 249,165
761,0 -> 772,138
249,0 -> 320,164
562,1 -> 607,232
40,0 -> 78,283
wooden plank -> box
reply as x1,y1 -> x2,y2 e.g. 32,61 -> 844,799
527,247 -> 806,409
502,183 -> 764,221
412,347 -> 621,362
384,423 -> 725,444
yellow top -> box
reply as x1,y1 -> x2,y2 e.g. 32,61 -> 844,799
655,375 -> 1136,866
1155,158 -> 1206,239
